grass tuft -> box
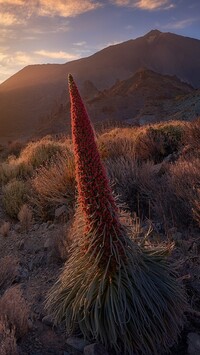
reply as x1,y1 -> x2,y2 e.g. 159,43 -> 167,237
2,179 -> 29,218
31,152 -> 75,220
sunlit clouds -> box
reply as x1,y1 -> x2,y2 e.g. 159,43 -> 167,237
37,0 -> 102,17
0,0 -> 102,22
0,12 -> 24,26
34,50 -> 80,60
163,17 -> 199,30
112,0 -> 175,10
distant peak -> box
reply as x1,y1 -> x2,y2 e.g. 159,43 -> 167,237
145,29 -> 162,37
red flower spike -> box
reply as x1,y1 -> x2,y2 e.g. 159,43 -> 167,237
68,74 -> 125,263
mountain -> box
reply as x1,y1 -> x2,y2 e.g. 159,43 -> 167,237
87,68 -> 195,125
0,29 -> 200,142
37,68 -> 196,136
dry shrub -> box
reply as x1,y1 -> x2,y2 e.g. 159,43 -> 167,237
0,158 -> 32,185
98,127 -> 139,160
106,157 -> 158,219
2,179 -> 29,218
31,153 -> 75,220
0,222 -> 10,237
0,319 -> 18,355
94,119 -> 130,134
0,256 -> 19,295
192,188 -> 200,226
0,137 -> 71,185
184,117 -> 200,153
152,157 -> 200,227
19,137 -> 68,169
46,223 -> 73,263
98,135 -> 135,160
134,122 -> 185,163
7,140 -> 24,157
17,204 -> 33,232
0,286 -> 29,339
169,157 -> 200,226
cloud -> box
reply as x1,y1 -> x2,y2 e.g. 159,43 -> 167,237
35,50 -> 80,60
0,12 -> 24,26
0,0 -> 24,4
73,41 -> 87,46
106,40 -> 124,47
125,25 -> 134,30
0,49 -> 35,83
112,0 -> 174,10
0,48 -> 80,83
38,0 -> 102,17
0,0 -> 102,19
0,51 -> 34,67
163,17 -> 198,29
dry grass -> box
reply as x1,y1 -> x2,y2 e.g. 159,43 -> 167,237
0,319 -> 18,355
0,158 -> 32,185
7,140 -> 24,158
0,286 -> 29,340
98,134 -> 136,160
0,222 -> 10,237
151,157 -> 200,227
0,136 -> 71,185
2,179 -> 29,218
169,157 -> 200,226
134,122 -> 185,163
45,223 -> 73,263
0,256 -> 19,295
106,157 -> 158,219
19,137 -> 67,169
185,117 -> 200,153
18,204 -> 33,232
98,121 -> 185,163
31,153 -> 75,220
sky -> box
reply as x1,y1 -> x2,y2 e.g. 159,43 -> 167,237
0,0 -> 200,83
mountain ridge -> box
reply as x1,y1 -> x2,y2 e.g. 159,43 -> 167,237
0,30 -> 200,142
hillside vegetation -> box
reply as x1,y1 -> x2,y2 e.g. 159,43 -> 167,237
0,117 -> 199,354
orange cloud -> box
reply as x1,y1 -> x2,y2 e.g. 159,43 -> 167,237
0,47 -> 81,83
35,50 -> 80,60
0,12 -> 24,26
0,0 -> 102,18
112,0 -> 174,10
38,0 -> 102,17
0,0 -> 24,4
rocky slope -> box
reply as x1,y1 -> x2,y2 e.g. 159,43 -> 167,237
36,69 -> 198,137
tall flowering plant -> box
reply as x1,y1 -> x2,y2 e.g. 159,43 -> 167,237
46,74 -> 186,355
69,73 -> 126,266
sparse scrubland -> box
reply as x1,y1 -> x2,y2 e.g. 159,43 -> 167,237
0,87 -> 199,354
